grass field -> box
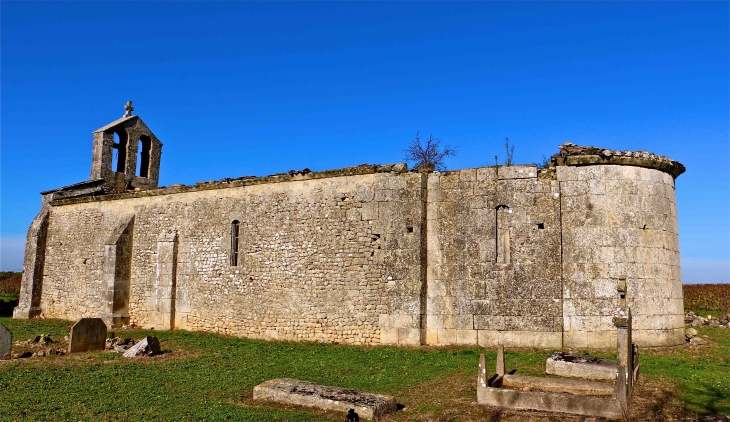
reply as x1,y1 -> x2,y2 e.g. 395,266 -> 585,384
0,316 -> 728,421
1,276 -> 728,420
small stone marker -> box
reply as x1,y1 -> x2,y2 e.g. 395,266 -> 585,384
0,324 -> 11,360
123,336 -> 161,358
253,378 -> 397,420
68,318 -> 107,353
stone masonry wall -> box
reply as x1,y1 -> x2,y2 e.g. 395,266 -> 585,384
28,159 -> 685,348
38,172 -> 425,346
425,166 -> 563,348
558,165 -> 684,347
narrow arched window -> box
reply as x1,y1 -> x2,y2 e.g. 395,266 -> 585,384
231,220 -> 240,266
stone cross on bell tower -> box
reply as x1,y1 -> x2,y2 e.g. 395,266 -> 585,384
123,100 -> 134,117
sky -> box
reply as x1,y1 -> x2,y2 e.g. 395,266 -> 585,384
1,2 -> 728,283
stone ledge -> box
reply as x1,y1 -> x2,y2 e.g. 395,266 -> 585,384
252,378 -> 397,420
552,142 -> 685,178
50,163 -> 409,206
564,155 -> 685,178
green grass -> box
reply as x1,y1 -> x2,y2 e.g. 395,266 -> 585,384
640,327 -> 730,415
0,317 -> 728,421
0,318 -> 485,421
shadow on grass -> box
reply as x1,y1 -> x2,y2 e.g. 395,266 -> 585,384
0,299 -> 18,317
684,382 -> 730,416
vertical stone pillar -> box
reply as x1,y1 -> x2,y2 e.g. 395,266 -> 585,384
152,232 -> 178,330
613,307 -> 633,407
101,215 -> 134,328
13,210 -> 49,319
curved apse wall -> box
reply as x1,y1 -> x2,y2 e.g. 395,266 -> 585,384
558,164 -> 684,347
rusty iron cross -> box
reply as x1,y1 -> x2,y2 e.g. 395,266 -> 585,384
123,100 -> 134,117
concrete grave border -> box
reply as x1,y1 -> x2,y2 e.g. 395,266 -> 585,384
477,307 -> 639,419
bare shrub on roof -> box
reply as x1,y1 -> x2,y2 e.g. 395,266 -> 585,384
403,132 -> 457,171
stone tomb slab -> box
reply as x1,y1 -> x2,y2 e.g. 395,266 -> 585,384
0,324 -> 11,360
253,378 -> 397,420
68,318 -> 107,353
545,352 -> 617,381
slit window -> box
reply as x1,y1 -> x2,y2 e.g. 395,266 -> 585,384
231,220 -> 240,266
495,205 -> 511,264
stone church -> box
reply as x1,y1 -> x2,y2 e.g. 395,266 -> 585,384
15,104 -> 687,348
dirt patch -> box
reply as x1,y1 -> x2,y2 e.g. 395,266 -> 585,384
374,369 -> 690,422
2,338 -> 202,367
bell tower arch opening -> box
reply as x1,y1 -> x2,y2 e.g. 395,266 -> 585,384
137,135 -> 151,177
112,130 -> 128,173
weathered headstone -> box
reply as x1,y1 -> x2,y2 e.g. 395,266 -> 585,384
68,318 -> 107,353
123,336 -> 161,358
0,324 -> 11,360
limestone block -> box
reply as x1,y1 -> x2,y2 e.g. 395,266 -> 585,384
471,300 -> 496,315
593,279 -> 617,299
360,202 -> 378,220
379,327 -> 398,345
456,329 -> 477,345
424,328 -> 438,345
503,316 -> 559,331
397,328 -> 421,345
387,314 -> 418,329
429,296 -> 458,315
632,314 -> 682,331
561,181 -> 589,196
474,315 -> 504,330
459,168 -> 477,182
498,166 -> 537,180
567,315 -> 603,333
476,167 -> 498,182
437,328 -> 457,345
571,299 -> 617,317
443,314 -> 474,330
477,330 -> 499,347
426,277 -> 448,298
426,314 -> 444,329
503,331 -> 562,348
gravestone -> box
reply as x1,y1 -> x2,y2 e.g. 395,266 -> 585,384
68,318 -> 107,353
0,324 -> 11,360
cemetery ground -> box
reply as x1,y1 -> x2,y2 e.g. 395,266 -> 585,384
0,317 -> 727,421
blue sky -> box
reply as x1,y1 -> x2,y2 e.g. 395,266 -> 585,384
1,2 -> 728,283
